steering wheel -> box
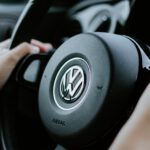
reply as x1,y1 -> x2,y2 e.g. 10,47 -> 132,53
1,0 -> 150,150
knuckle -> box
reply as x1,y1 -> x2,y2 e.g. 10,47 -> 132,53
21,42 -> 32,53
22,42 -> 30,48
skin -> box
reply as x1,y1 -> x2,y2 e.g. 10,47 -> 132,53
109,83 -> 150,150
0,39 -> 52,90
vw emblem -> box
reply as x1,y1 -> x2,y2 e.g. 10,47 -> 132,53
60,66 -> 85,102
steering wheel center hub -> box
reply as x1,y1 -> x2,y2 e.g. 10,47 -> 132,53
38,33 -> 112,147
38,33 -> 139,148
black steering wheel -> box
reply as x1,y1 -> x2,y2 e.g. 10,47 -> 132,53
1,0 -> 150,150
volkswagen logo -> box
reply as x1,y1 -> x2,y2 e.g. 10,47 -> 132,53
53,57 -> 90,110
60,66 -> 85,102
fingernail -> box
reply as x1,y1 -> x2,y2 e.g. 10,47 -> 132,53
31,45 -> 40,54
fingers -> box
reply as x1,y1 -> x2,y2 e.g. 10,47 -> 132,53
31,39 -> 53,52
0,39 -> 11,50
0,39 -> 52,53
7,42 -> 40,65
1,39 -> 52,68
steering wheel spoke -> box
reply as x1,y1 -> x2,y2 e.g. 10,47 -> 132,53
16,51 -> 53,90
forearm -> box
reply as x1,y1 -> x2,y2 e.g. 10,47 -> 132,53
109,84 -> 150,150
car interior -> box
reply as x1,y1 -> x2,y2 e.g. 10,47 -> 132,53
0,0 -> 150,150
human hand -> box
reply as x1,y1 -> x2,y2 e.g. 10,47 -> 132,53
0,39 -> 52,90
109,84 -> 150,150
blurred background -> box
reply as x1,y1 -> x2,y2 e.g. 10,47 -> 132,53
0,0 -> 149,46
